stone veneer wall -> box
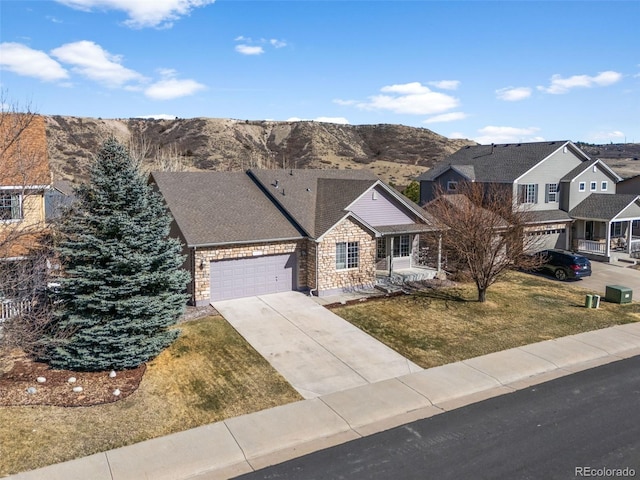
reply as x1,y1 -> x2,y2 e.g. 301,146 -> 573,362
192,240 -> 307,304
316,218 -> 376,295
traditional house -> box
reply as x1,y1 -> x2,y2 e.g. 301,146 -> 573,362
151,169 -> 438,304
418,140 -> 640,262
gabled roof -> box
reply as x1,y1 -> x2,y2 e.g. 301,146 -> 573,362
417,141 -> 585,184
0,114 -> 51,187
559,158 -> 622,183
248,168 -> 381,238
569,193 -> 640,221
150,171 -> 303,247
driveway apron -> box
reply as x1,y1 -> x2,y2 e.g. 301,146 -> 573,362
212,291 -> 422,399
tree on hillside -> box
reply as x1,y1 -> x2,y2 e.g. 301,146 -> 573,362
425,181 -> 544,303
402,181 -> 420,203
43,138 -> 190,371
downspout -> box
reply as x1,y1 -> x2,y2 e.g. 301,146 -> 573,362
192,246 -> 197,305
388,236 -> 394,277
437,233 -> 442,273
309,240 -> 320,297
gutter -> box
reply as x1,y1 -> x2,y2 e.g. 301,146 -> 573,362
309,239 -> 320,297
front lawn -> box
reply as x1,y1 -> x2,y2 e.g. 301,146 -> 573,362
333,271 -> 640,368
0,316 -> 301,476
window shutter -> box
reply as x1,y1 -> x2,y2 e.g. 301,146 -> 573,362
534,184 -> 539,204
545,184 -> 549,203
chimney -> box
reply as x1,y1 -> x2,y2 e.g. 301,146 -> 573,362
491,143 -> 495,154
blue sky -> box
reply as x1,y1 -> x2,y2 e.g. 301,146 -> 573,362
1,1 -> 638,144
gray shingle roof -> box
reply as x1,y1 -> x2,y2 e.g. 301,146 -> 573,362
150,171 -> 303,246
417,141 -> 583,183
569,194 -> 640,221
248,169 -> 380,238
528,210 -> 573,223
560,158 -> 622,183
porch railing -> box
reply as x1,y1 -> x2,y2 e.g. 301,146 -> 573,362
0,298 -> 32,322
576,239 -> 606,255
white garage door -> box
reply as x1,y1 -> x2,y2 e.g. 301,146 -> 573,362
538,229 -> 567,250
210,254 -> 296,302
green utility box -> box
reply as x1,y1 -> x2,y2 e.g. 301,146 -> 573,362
605,285 -> 633,304
585,294 -> 593,308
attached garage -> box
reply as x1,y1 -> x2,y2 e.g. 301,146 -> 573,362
210,254 -> 297,302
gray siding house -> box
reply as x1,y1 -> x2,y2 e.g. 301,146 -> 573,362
151,169 -> 438,304
418,141 -> 640,262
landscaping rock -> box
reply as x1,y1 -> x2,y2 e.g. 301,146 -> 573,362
113,389 -> 121,396
109,370 -> 117,378
36,377 -> 46,383
26,387 -> 37,394
72,386 -> 83,393
68,377 -> 77,383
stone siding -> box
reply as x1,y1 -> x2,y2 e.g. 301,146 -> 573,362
316,218 -> 376,295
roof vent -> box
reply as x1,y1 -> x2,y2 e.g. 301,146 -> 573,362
289,169 -> 293,176
306,187 -> 311,192
274,180 -> 279,188
282,188 -> 286,196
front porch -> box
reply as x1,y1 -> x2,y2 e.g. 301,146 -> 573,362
376,266 -> 439,289
573,219 -> 640,261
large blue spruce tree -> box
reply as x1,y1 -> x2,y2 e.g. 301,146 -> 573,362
46,138 -> 190,370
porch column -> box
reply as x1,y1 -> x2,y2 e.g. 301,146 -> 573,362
606,221 -> 611,259
388,236 -> 394,276
628,220 -> 632,255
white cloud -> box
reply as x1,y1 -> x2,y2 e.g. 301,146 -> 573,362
591,130 -> 625,141
235,45 -> 264,56
423,112 -> 467,124
137,114 -> 177,120
428,80 -> 460,91
496,86 -> 532,101
145,74 -> 206,100
286,116 -> 350,124
0,42 -> 68,81
55,0 -> 215,28
51,40 -> 144,87
357,82 -> 459,115
333,99 -> 357,106
270,39 -> 287,48
474,126 -> 543,144
537,70 -> 622,94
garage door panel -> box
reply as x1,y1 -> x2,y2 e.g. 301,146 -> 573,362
210,254 -> 296,302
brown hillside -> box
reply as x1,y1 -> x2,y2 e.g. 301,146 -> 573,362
44,116 -> 475,186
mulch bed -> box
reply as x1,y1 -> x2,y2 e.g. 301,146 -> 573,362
0,352 -> 145,407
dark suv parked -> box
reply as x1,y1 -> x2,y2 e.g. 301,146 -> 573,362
537,249 -> 592,280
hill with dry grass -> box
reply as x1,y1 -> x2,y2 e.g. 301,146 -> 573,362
44,116 -> 475,186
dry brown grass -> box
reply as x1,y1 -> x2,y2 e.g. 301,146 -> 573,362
0,316 -> 301,476
333,271 -> 640,368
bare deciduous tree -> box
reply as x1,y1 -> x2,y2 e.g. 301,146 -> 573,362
0,95 -> 58,369
425,181 -> 544,302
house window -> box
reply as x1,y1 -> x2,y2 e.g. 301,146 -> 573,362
0,193 -> 22,221
579,182 -> 586,192
447,181 -> 458,192
590,181 -> 597,191
336,242 -> 359,270
376,238 -> 386,259
518,184 -> 538,204
545,183 -> 559,203
601,181 -> 608,191
392,235 -> 410,257
611,222 -> 623,237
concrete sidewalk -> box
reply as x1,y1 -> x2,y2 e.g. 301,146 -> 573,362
213,292 -> 421,398
9,322 -> 640,480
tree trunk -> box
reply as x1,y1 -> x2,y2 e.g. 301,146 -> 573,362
478,287 -> 487,303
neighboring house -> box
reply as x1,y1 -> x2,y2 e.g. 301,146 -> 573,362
151,169 -> 438,304
616,174 -> 640,195
0,114 -> 52,320
418,140 -> 640,262
45,179 -> 75,220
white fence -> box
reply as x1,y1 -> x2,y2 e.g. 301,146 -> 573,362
0,298 -> 32,322
576,239 -> 606,255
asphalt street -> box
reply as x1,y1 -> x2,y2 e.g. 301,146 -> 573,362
237,355 -> 640,480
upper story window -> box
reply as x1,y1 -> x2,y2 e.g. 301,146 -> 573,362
590,181 -> 597,191
579,182 -> 586,192
545,183 -> 559,203
447,180 -> 458,193
336,241 -> 359,270
0,193 -> 22,221
518,184 -> 538,204
601,181 -> 608,191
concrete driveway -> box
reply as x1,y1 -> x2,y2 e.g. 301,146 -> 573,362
212,291 -> 422,399
574,261 -> 640,298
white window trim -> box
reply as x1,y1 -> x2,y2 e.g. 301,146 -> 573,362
447,180 -> 458,192
519,184 -> 538,204
336,241 -> 359,270
545,183 -> 558,203
590,181 -> 597,191
601,181 -> 608,191
579,182 -> 586,192
392,235 -> 411,258
0,192 -> 23,222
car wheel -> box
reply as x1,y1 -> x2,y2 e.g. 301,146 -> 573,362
555,268 -> 568,281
